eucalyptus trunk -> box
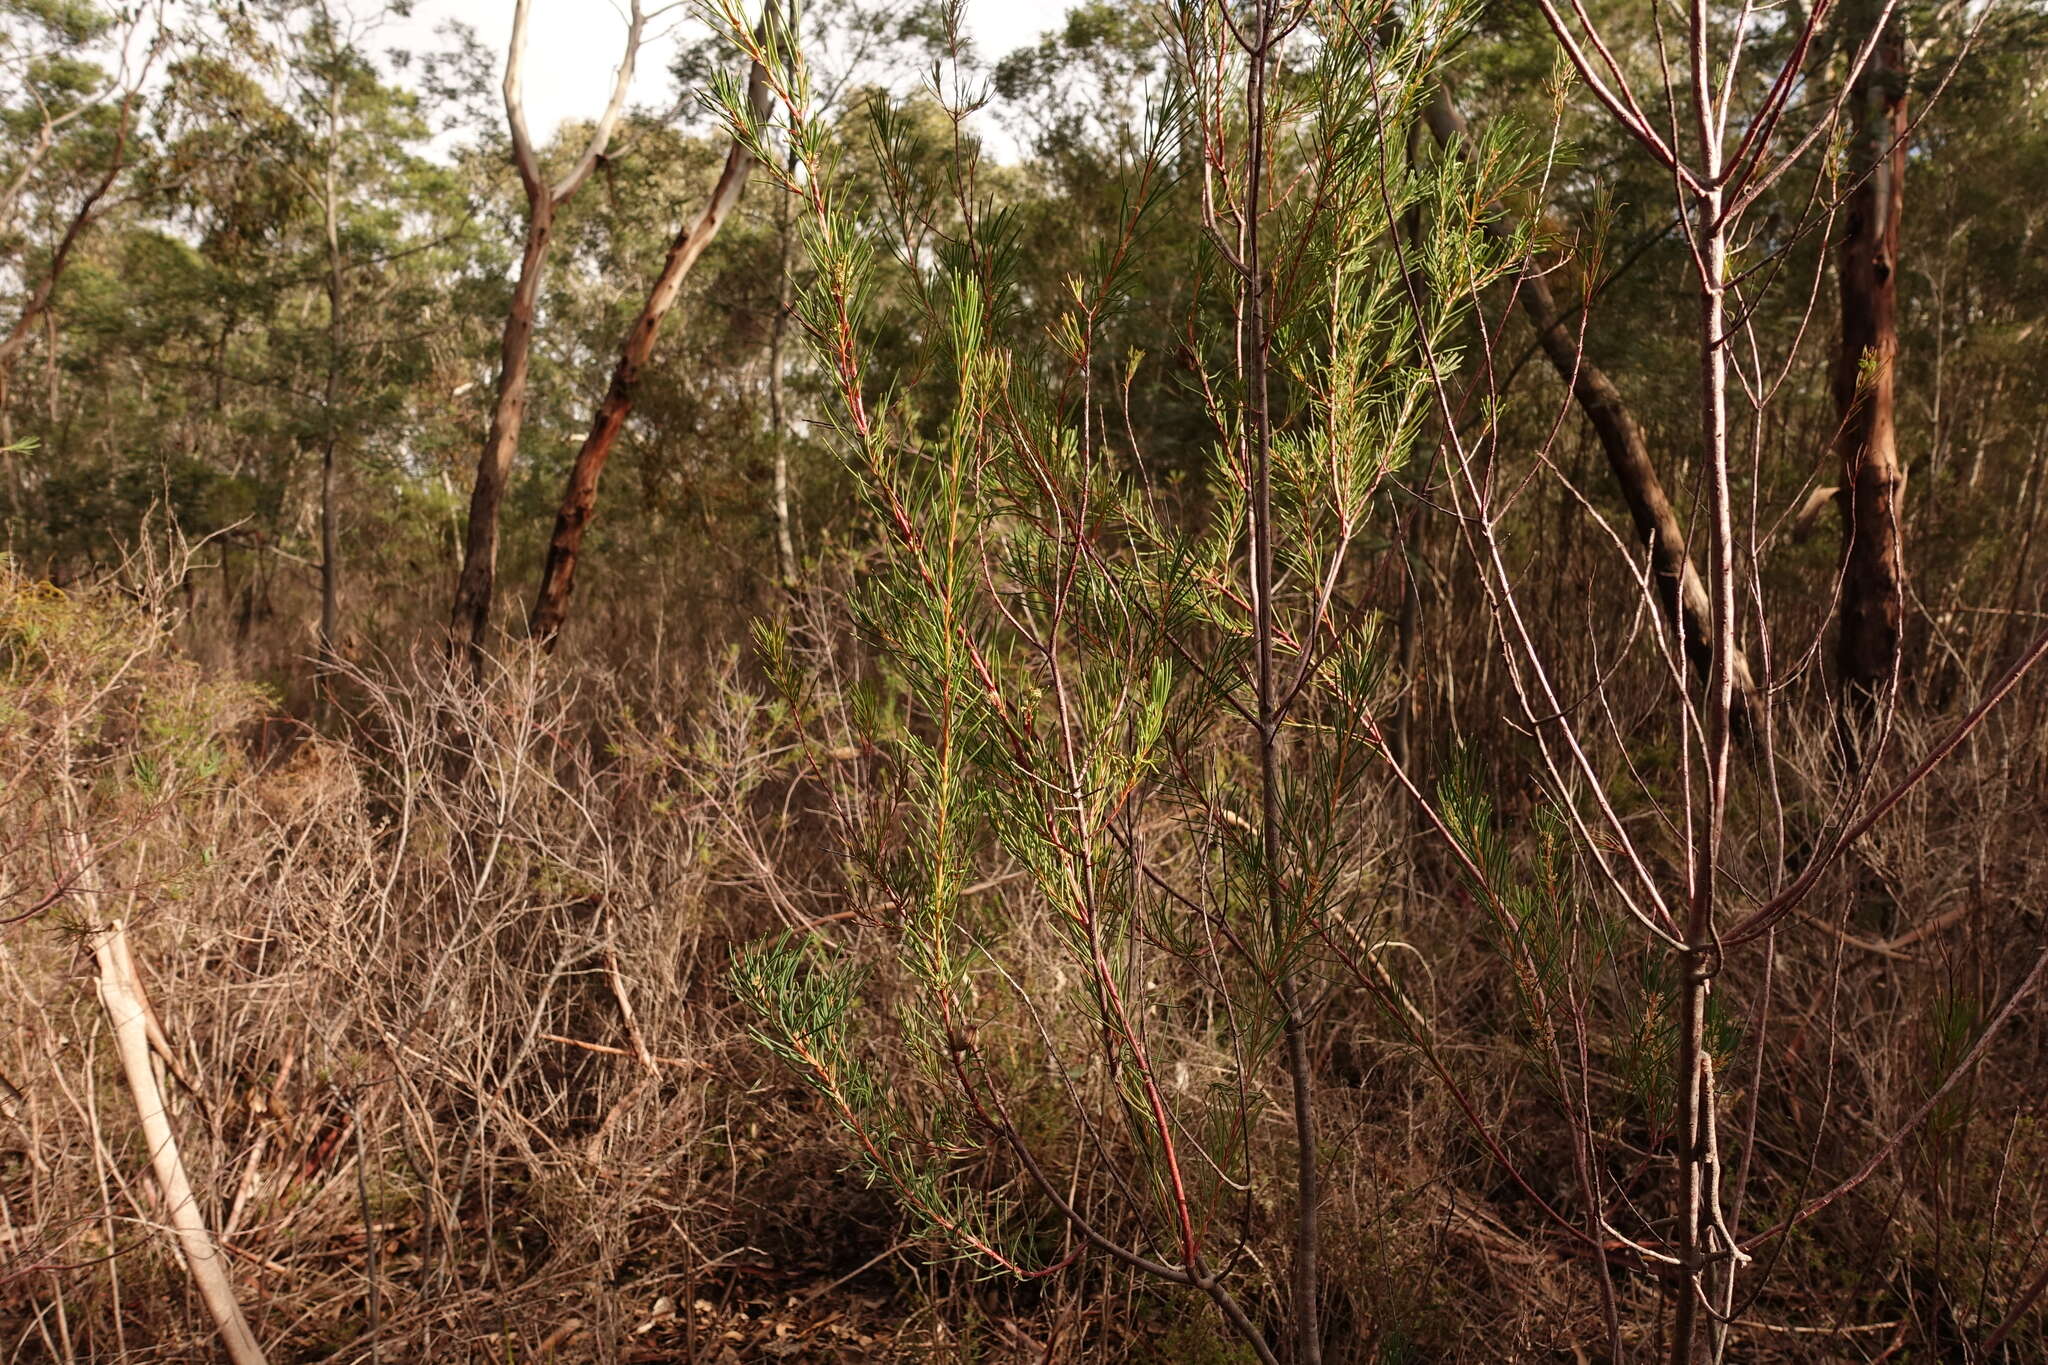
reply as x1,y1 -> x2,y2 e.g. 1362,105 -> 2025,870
451,0 -> 642,666
452,210 -> 553,660
316,72 -> 346,674
527,57 -> 771,647
1832,0 -> 1909,729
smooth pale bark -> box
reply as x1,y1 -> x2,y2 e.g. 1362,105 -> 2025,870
1,73 -> 148,517
95,926 -> 269,1365
527,57 -> 772,646
767,0 -> 800,589
767,182 -> 799,590
1833,0 -> 1909,720
450,0 -> 643,665
0,6 -> 158,241
1425,89 -> 1757,717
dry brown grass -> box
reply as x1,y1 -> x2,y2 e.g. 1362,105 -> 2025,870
3,553 -> 2045,1363
0,562 -> 889,1361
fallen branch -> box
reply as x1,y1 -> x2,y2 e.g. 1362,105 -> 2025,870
71,830 -> 267,1365
541,1032 -> 701,1069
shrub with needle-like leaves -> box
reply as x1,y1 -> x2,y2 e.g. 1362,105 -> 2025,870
724,3 -> 1533,1358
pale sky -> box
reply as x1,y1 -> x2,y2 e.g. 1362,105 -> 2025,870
386,0 -> 1069,144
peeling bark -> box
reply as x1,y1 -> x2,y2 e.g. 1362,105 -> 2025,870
451,0 -> 644,667
527,56 -> 772,647
1833,0 -> 1909,727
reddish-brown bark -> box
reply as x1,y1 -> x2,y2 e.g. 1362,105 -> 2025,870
527,60 -> 772,648
1833,3 -> 1910,720
450,0 -> 642,666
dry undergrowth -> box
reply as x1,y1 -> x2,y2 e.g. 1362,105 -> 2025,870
2,561 -> 2044,1362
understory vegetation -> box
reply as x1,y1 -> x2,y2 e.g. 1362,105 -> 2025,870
4,0 -> 2048,1361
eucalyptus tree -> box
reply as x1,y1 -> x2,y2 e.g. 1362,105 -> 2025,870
527,0 -> 956,645
712,0 -> 2048,1359
525,21 -> 771,647
448,0 -> 645,666
1524,1 -> 2048,1358
1897,4 -> 2048,687
24,0 -> 465,649
261,0 -> 419,664
0,0 -> 162,462
1830,0 -> 1909,731
1424,85 -> 1757,713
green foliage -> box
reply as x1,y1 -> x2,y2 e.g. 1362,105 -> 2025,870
7,0 -> 2048,1353
725,1 -> 1549,1336
0,558 -> 264,833
4,0 -> 112,43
